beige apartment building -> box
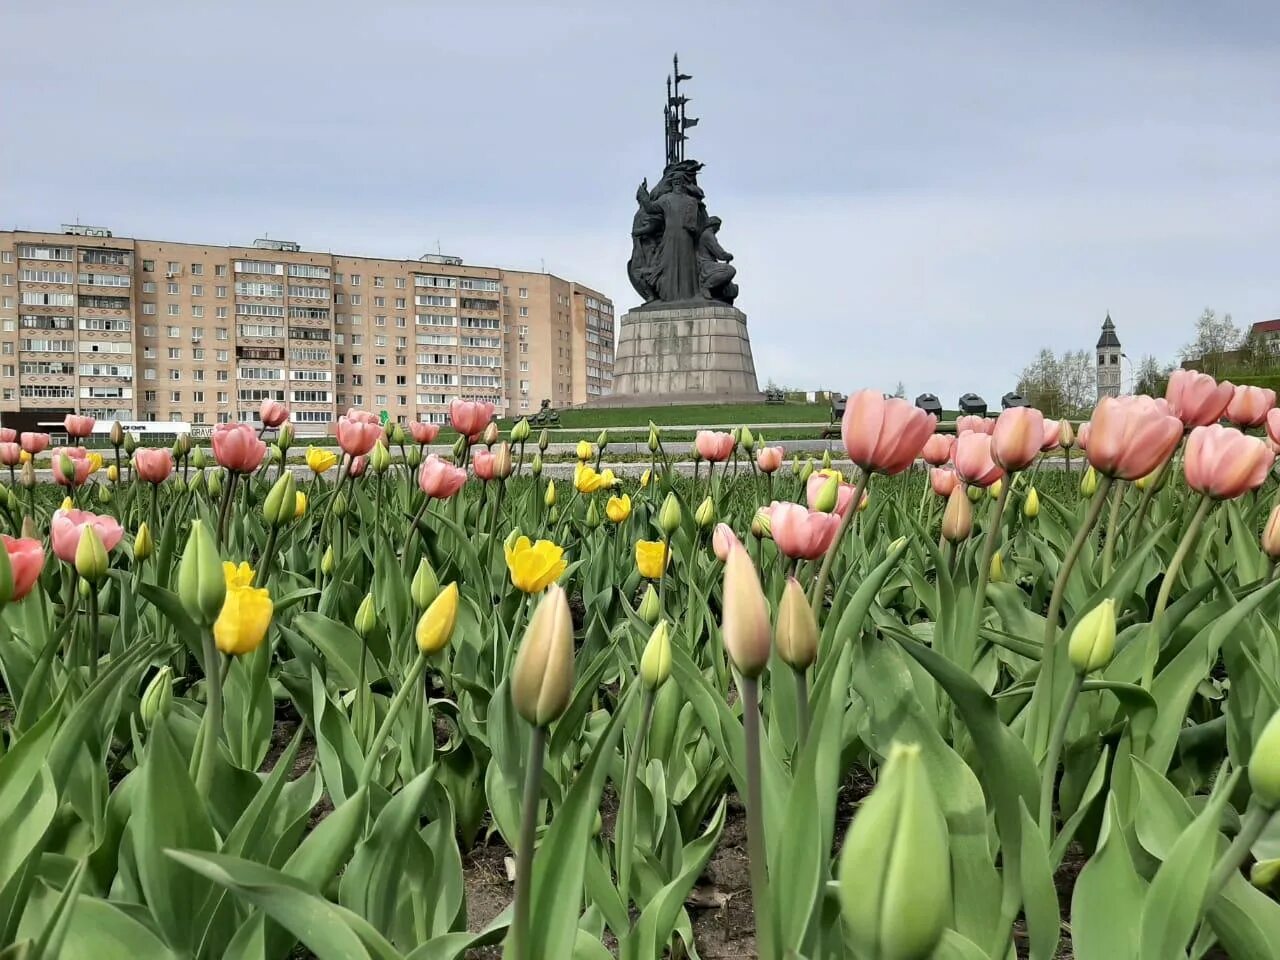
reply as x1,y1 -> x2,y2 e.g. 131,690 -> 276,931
0,225 -> 613,434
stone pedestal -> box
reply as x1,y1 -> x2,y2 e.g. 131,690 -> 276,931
600,302 -> 762,406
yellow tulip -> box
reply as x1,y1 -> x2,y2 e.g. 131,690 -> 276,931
817,467 -> 845,483
576,440 -> 593,462
636,539 -> 669,580
294,491 -> 307,519
307,446 -> 338,475
505,536 -> 568,593
416,581 -> 459,654
60,496 -> 73,511
600,468 -> 618,489
214,584 -> 274,656
574,463 -> 608,494
88,452 -> 104,474
107,464 -> 119,483
606,494 -> 632,523
19,450 -> 31,464
223,561 -> 255,588
640,469 -> 652,489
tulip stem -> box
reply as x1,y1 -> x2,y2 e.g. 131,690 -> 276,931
86,587 -> 100,683
617,686 -> 655,915
1144,493 -> 1213,687
358,649 -> 429,786
967,477 -> 1011,668
215,470 -> 238,548
194,629 -> 224,797
739,675 -> 777,960
1038,674 -> 1082,840
402,494 -> 432,570
795,667 -> 811,750
1099,481 -> 1125,582
809,472 -> 870,621
512,723 -> 548,960
1206,802 -> 1273,903
656,533 -> 671,617
256,526 -> 280,586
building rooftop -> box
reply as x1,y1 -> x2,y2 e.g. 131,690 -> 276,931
1096,313 -> 1120,349
1251,319 -> 1280,335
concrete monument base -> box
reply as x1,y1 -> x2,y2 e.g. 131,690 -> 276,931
596,302 -> 761,407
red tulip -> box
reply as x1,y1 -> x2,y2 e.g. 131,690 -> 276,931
1166,369 -> 1233,427
755,446 -> 785,473
991,407 -> 1045,473
348,455 -> 368,477
712,522 -> 742,562
133,448 -> 174,484
0,443 -> 20,466
953,432 -> 1004,488
695,430 -> 735,462
259,398 -> 289,428
472,448 -> 496,481
0,427 -> 15,444
1041,419 -> 1061,452
212,422 -> 268,473
52,449 -> 92,488
20,432 -> 50,454
930,467 -> 959,497
419,454 -> 467,498
841,389 -> 937,476
921,433 -> 955,466
1086,395 -> 1184,480
1183,424 -> 1275,499
769,501 -> 842,560
409,421 -> 441,445
335,414 -> 382,458
1226,385 -> 1275,429
64,414 -> 95,439
51,509 -> 123,565
449,399 -> 494,437
2,535 -> 43,600
956,415 -> 994,435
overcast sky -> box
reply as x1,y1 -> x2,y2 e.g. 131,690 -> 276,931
2,1 -> 1277,404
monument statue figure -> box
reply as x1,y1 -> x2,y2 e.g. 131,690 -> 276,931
696,215 -> 737,305
644,161 -> 704,302
627,179 -> 661,302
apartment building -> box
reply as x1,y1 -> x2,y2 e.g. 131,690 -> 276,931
0,226 -> 613,434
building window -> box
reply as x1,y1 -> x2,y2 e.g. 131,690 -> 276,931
215,264 -> 227,277
350,274 -> 361,286
191,264 -> 204,275
215,286 -> 227,298
168,304 -> 180,316
374,276 -> 384,287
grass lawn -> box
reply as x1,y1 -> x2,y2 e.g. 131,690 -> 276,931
500,401 -> 834,430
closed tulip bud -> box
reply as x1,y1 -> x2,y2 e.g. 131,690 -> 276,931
695,496 -> 716,529
512,584 -> 575,726
140,666 -> 173,728
415,582 -> 459,654
123,433 -> 137,455
1024,487 -> 1040,519
491,442 -> 513,479
596,429 -> 609,450
1068,598 -> 1116,675
267,444 -> 282,465
1080,465 -> 1099,497
637,583 -> 661,625
78,577 -> 91,598
640,620 -> 672,690
19,461 -> 34,490
97,485 -> 112,505
821,449 -> 832,470
967,483 -> 983,503
263,472 -> 297,527
134,522 -> 154,560
332,491 -> 347,518
942,487 -> 972,542
411,556 -> 440,609
383,418 -> 397,441
176,433 -> 192,457
192,445 -> 207,470
640,468 -> 652,489
988,477 -> 1003,500
406,445 -> 422,469
479,421 -> 498,447
647,422 -> 660,452
791,456 -> 803,476
369,440 -> 392,474
1058,419 -> 1075,449
730,427 -> 741,447
177,520 -> 225,626
451,434 -> 467,461
721,545 -> 772,678
542,480 -> 556,508
172,475 -> 186,493
172,440 -> 184,460
5,489 -> 15,512
60,496 -> 73,512
390,423 -> 406,446
989,550 -> 1006,583
775,577 -> 818,671
538,428 -> 550,452
189,470 -> 205,493
1250,708 -> 1280,810
813,473 -> 840,513
59,454 -> 78,485
1262,504 -> 1280,560
277,422 -> 295,452
511,418 -> 531,443
585,499 -> 602,529
751,506 -> 772,539
109,420 -> 125,447
105,463 -> 118,483
1134,461 -> 1167,492
658,492 -> 682,535
839,742 -> 950,960
354,593 -> 377,639
576,439 -> 592,462
321,545 -> 335,575
206,470 -> 222,498
1251,859 -> 1280,890
798,459 -> 814,485
530,452 -> 542,477
20,516 -> 37,540
740,425 -> 755,451
548,505 -> 559,523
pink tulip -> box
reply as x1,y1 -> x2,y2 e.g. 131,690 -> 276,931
472,448 -> 496,481
20,432 -> 50,455
64,414 -> 95,439
1183,424 -> 1275,499
991,407 -> 1045,473
712,522 -> 742,562
805,472 -> 860,517
0,427 -> 15,444
841,389 -> 937,476
259,398 -> 289,428
1086,395 -> 1184,480
344,408 -> 381,426
419,454 -> 467,498
449,399 -> 495,437
52,450 -> 92,488
695,431 -> 735,462
212,422 -> 268,473
956,415 -> 994,435
1226,385 -> 1275,429
1041,419 -> 1061,452
769,501 -> 842,560
347,454 -> 368,478
1166,369 -> 1233,427
0,443 -> 20,466
921,434 -> 955,466
1268,408 -> 1280,449
335,414 -> 382,458
953,432 -> 1004,488
133,448 -> 174,484
1077,422 -> 1091,451
756,446 -> 784,473
51,509 -> 123,565
2,535 -> 44,600
930,467 -> 959,497
409,421 -> 441,445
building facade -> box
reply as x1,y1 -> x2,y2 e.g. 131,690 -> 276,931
0,226 -> 612,433
1096,313 -> 1122,400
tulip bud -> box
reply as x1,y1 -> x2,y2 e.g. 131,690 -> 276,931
106,464 -> 119,483
721,546 -> 772,679
730,427 -> 741,447
542,480 -> 556,508
21,516 -> 37,540
942,487 -> 972,543
139,666 -> 173,728
406,445 -> 422,469
751,506 -> 772,539
59,454 -> 78,485
647,422 -> 660,453
1024,487 -> 1040,519
538,428 -> 550,452
451,435 -> 467,461
1263,505 -> 1280,560
548,505 -> 559,523
415,582 -> 459,654
838,742 -> 950,960
512,584 -> 575,726
530,452 -> 542,477
585,499 -> 601,529
640,620 -> 672,690
109,420 -> 125,447
383,418 -> 396,441
821,450 -> 832,471
123,433 -> 137,455
177,519 -> 225,626
331,491 -> 347,518
321,545 -> 335,575
1068,598 -> 1116,675
269,444 -> 284,465
576,439 -> 592,462
989,550 -> 1005,583
637,583 -> 661,625
189,470 -> 206,494
369,440 -> 391,474
640,468 -> 652,489
390,423 -> 406,447
695,496 -> 716,529
263,472 -> 298,528
814,473 -> 840,514
206,469 -> 222,498
6,489 -> 16,512
775,577 -> 818,672
967,483 -> 984,503
1080,466 -> 1099,497
482,422 -> 500,447
511,418 -> 531,443
411,556 -> 440,609
491,442 -> 513,479
596,429 -> 609,450
989,477 -> 1003,500
354,593 -> 377,639
1252,859 -> 1280,890
1135,460 -> 1167,493
192,446 -> 207,470
1058,419 -> 1075,449
1250,708 -> 1280,810
176,433 -> 192,457
19,461 -> 34,490
740,426 -> 755,452
277,422 -> 295,452
658,492 -> 682,535
173,475 -> 187,493
77,577 -> 91,598
797,459 -> 814,485
134,522 -> 154,561
97,485 -> 112,505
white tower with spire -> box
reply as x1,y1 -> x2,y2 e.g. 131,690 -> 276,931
1096,313 -> 1122,400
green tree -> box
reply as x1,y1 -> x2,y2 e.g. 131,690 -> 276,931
1181,308 -> 1242,377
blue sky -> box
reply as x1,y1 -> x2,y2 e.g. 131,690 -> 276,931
2,0 -> 1277,403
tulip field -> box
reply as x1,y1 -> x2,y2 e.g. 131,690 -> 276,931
7,370 -> 1280,959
